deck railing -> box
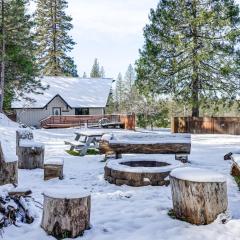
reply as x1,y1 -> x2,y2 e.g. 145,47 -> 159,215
40,114 -> 135,130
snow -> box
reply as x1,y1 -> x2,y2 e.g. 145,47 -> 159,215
1,118 -> 240,240
106,156 -> 183,173
231,154 -> 240,165
0,139 -> 18,162
44,157 -> 64,165
11,76 -> 113,108
103,132 -> 191,144
43,188 -> 90,199
19,139 -> 44,148
170,167 -> 226,183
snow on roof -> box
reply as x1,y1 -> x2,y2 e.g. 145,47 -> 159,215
11,76 -> 113,109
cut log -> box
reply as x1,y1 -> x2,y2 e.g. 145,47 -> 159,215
16,129 -> 44,169
41,190 -> 91,239
170,167 -> 227,225
16,129 -> 34,155
8,188 -> 32,197
230,154 -> 240,176
100,142 -> 191,155
44,158 -> 64,181
18,145 -> 44,169
0,140 -> 18,186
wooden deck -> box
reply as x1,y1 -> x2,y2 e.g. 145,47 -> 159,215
40,114 -> 135,130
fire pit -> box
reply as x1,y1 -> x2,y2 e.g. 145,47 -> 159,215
104,157 -> 183,187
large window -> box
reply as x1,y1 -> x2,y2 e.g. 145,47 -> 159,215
75,108 -> 89,115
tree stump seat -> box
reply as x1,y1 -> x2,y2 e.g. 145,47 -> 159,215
0,140 -> 18,186
44,158 -> 64,180
41,189 -> 91,239
170,167 -> 227,225
16,129 -> 44,169
99,133 -> 191,162
230,154 -> 240,176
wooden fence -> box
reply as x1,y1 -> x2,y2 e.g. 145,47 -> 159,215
172,117 -> 240,135
40,114 -> 136,130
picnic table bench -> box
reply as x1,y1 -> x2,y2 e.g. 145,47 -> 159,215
99,133 -> 191,162
65,131 -> 105,156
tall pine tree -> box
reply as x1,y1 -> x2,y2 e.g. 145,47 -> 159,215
136,0 -> 240,117
90,58 -> 101,78
0,0 -> 44,110
35,0 -> 78,77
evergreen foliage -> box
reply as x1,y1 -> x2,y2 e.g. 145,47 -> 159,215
90,58 -> 101,78
0,0 -> 44,110
35,0 -> 78,77
136,0 -> 240,117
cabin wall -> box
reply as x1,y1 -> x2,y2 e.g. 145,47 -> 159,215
14,97 -> 105,127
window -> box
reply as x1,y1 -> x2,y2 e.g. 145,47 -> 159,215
75,108 -> 89,115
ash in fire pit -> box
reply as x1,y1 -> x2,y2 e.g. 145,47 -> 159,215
121,161 -> 170,168
105,157 -> 183,187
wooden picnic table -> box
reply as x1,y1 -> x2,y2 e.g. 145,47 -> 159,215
65,131 -> 106,156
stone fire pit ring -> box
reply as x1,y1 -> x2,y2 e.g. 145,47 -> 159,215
104,157 -> 183,187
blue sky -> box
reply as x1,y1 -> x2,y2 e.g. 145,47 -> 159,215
65,0 -> 159,78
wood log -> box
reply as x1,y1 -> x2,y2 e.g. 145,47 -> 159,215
99,141 -> 191,156
8,189 -> 32,197
44,158 -> 64,181
41,191 -> 91,239
18,146 -> 44,169
16,129 -> 34,155
0,141 -> 18,186
170,167 -> 227,225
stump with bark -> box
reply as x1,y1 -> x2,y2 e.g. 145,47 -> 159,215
230,154 -> 240,176
0,140 -> 18,186
41,190 -> 91,239
44,158 -> 64,181
170,167 -> 227,225
16,130 -> 44,169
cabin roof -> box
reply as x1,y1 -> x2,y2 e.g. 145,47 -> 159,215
11,76 -> 113,109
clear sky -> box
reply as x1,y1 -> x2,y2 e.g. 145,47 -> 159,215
65,0 -> 159,79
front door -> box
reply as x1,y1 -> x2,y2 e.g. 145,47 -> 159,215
52,107 -> 61,116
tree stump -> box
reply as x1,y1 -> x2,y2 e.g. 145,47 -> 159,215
41,190 -> 91,239
44,158 -> 64,181
0,140 -> 18,186
170,167 -> 227,225
16,129 -> 44,169
16,129 -> 34,155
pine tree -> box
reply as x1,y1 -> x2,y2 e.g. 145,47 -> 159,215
124,64 -> 136,112
35,0 -> 78,77
0,0 -> 44,110
115,72 -> 125,112
90,58 -> 101,78
136,0 -> 240,117
82,72 -> 87,78
100,66 -> 105,78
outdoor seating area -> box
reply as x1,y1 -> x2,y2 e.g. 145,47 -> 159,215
1,124 -> 240,239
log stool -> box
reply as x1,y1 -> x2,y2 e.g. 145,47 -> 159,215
0,140 -> 18,186
41,190 -> 91,239
16,129 -> 44,169
170,167 -> 227,225
44,158 -> 64,181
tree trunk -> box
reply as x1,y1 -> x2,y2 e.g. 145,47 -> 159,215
0,140 -> 18,186
191,0 -> 200,118
170,174 -> 227,225
0,0 -> 5,112
18,146 -> 44,169
41,192 -> 91,239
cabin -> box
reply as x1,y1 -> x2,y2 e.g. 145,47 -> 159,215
11,76 -> 113,127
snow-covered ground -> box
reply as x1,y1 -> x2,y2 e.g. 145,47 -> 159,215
1,119 -> 240,239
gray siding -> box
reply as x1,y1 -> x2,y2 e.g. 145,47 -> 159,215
15,96 -> 105,127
